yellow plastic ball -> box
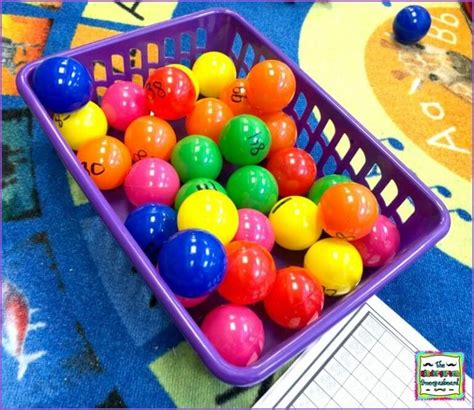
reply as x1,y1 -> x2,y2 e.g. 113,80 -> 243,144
177,190 -> 239,245
304,238 -> 363,296
269,196 -> 322,251
192,51 -> 236,98
168,63 -> 200,99
53,101 -> 107,151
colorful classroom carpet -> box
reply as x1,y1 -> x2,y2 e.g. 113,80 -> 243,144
2,1 -> 472,408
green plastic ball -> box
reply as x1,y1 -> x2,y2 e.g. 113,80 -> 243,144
171,135 -> 223,182
219,114 -> 271,166
174,178 -> 226,210
226,165 -> 279,214
308,174 -> 351,204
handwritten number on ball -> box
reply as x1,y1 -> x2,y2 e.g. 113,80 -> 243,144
246,132 -> 265,156
82,161 -> 105,176
231,86 -> 246,103
146,81 -> 166,99
132,149 -> 147,162
53,114 -> 71,128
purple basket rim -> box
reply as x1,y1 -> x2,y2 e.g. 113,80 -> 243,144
16,7 -> 451,386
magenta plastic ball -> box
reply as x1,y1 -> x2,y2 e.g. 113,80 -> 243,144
201,305 -> 264,367
101,81 -> 149,131
124,158 -> 180,207
351,215 -> 400,267
234,209 -> 275,251
177,294 -> 209,308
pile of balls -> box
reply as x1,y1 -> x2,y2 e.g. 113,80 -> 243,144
33,49 -> 400,368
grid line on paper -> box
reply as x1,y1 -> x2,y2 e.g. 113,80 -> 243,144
280,305 -> 472,409
285,311 -> 430,408
273,305 -> 367,408
285,312 -> 370,408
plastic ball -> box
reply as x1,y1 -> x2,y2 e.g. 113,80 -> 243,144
177,190 -> 238,245
174,177 -> 226,210
266,147 -> 317,197
264,267 -> 324,329
158,230 -> 226,298
351,215 -> 400,267
77,136 -> 131,190
177,294 -> 209,308
269,196 -> 322,251
201,304 -> 264,366
101,80 -> 148,131
185,98 -> 234,143
226,165 -> 278,214
33,56 -> 93,113
218,241 -> 276,305
234,209 -> 275,251
124,203 -> 177,263
53,101 -> 107,151
124,158 -> 180,207
393,5 -> 431,45
168,63 -> 199,99
145,67 -> 196,120
247,60 -> 296,114
124,116 -> 176,162
219,78 -> 254,116
171,135 -> 223,182
319,182 -> 379,241
304,238 -> 363,296
219,115 -> 271,166
308,174 -> 351,205
192,51 -> 236,98
261,112 -> 298,154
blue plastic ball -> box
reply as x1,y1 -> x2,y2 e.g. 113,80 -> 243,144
125,204 -> 177,264
33,57 -> 93,113
393,5 -> 431,45
158,229 -> 227,298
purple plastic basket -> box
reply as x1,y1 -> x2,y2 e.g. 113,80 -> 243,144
17,8 -> 450,386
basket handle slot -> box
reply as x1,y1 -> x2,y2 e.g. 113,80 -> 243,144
129,48 -> 142,69
297,127 -> 310,150
147,43 -> 159,64
111,54 -> 125,76
92,60 -> 107,83
180,32 -> 192,53
164,37 -> 175,58
231,32 -> 243,59
379,179 -> 399,208
348,147 -> 366,176
196,27 -> 207,49
396,196 -> 416,224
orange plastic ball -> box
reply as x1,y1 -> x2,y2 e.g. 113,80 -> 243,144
124,115 -> 177,162
247,60 -> 296,114
77,136 -> 132,190
261,112 -> 298,154
319,182 -> 379,241
185,98 -> 233,143
219,79 -> 254,116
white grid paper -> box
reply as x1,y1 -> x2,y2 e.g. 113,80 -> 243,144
254,297 -> 472,409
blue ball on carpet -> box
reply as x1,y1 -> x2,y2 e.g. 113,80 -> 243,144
393,5 -> 431,45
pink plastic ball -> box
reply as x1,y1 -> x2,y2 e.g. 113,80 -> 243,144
234,209 -> 275,251
351,215 -> 400,267
124,158 -> 180,207
177,294 -> 209,308
101,81 -> 149,131
201,304 -> 264,367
